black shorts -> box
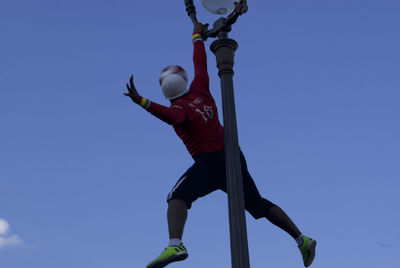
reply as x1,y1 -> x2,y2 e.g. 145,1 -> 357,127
167,150 -> 275,219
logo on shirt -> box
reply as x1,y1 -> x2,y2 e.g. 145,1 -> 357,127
188,97 -> 203,108
195,105 -> 214,122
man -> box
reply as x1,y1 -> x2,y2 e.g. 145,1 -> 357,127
124,23 -> 316,268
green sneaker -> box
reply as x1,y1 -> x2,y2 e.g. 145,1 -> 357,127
298,236 -> 316,267
146,244 -> 188,268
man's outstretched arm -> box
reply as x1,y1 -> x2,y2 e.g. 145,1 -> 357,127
124,75 -> 187,125
191,23 -> 210,93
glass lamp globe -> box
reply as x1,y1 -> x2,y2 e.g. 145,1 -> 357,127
201,0 -> 236,15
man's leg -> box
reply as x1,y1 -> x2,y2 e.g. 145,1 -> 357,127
265,205 -> 301,239
167,199 -> 188,240
265,205 -> 316,267
146,199 -> 189,268
237,154 -> 301,239
238,152 -> 316,267
244,193 -> 317,267
147,153 -> 222,268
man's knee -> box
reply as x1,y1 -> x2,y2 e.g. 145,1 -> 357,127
246,198 -> 276,219
168,198 -> 190,210
168,198 -> 187,206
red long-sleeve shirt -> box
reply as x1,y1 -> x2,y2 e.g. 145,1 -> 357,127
144,35 -> 224,157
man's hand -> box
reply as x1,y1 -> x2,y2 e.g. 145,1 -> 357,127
193,23 -> 204,34
124,75 -> 141,104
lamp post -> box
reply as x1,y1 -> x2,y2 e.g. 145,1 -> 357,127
184,1 -> 250,268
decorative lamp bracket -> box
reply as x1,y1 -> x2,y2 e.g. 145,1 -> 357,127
184,0 -> 248,40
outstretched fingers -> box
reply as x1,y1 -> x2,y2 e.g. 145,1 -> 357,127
124,75 -> 140,103
129,75 -> 135,89
124,82 -> 134,99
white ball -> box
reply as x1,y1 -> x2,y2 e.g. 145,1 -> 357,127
159,65 -> 188,86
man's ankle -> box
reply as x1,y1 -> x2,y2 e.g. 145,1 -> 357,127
168,238 -> 182,247
295,234 -> 304,246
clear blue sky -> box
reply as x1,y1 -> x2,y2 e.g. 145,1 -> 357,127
1,0 -> 399,267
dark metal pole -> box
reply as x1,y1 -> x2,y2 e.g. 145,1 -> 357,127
183,2 -> 250,267
211,33 -> 250,268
